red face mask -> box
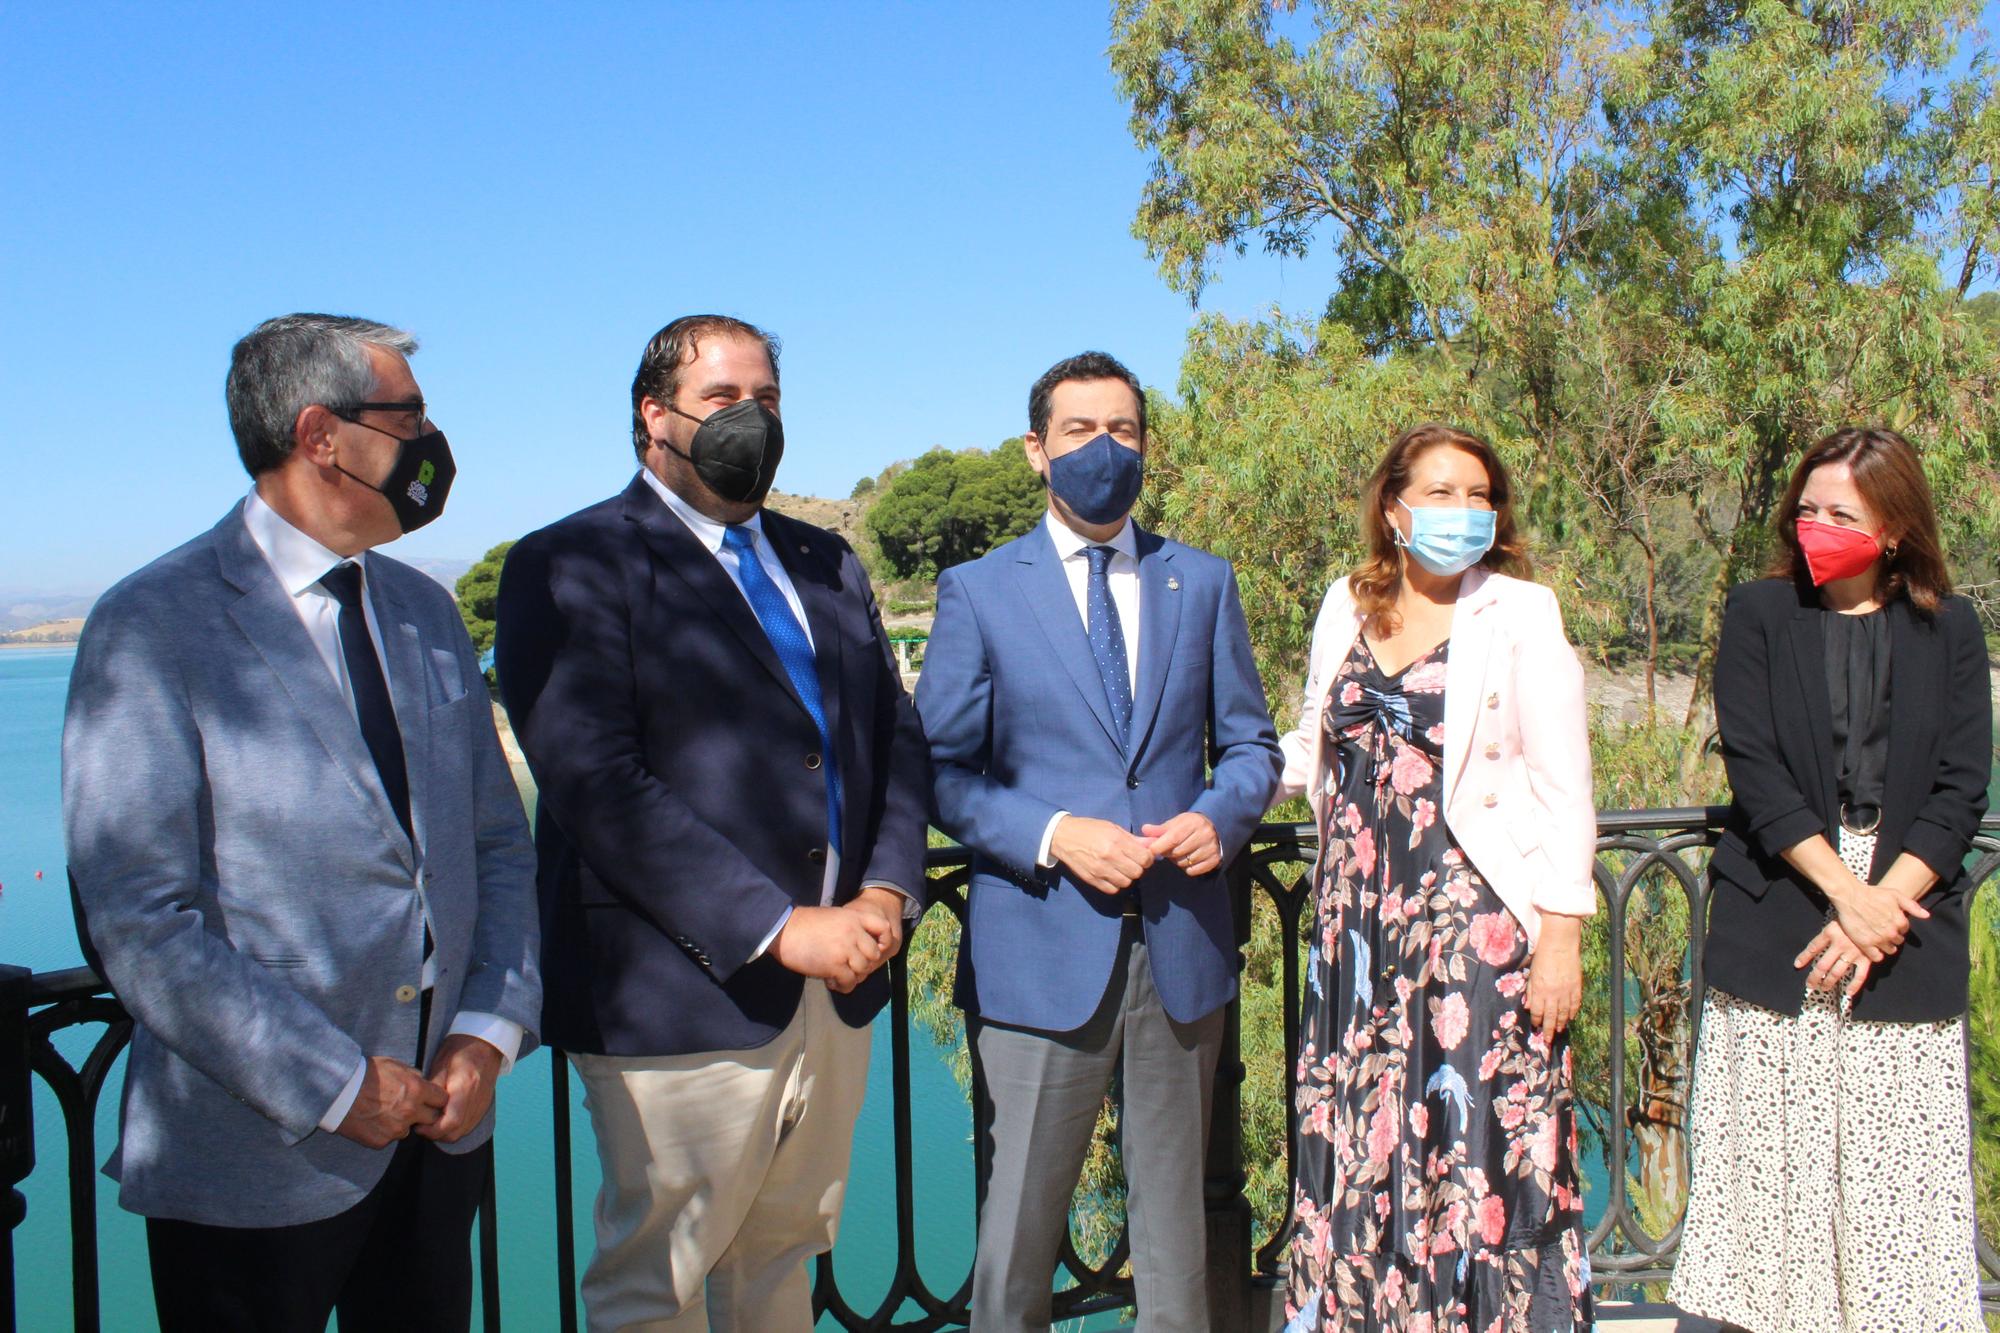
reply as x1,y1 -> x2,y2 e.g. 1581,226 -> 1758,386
1795,518 -> 1882,586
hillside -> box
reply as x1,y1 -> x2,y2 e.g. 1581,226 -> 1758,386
1,618 -> 84,646
764,490 -> 867,550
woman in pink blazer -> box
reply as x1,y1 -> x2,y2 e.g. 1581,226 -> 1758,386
1271,424 -> 1597,1332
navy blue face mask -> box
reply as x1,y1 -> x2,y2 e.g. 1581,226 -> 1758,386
1045,433 -> 1143,525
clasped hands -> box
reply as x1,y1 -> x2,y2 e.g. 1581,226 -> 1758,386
1796,872 -> 1933,997
336,1033 -> 503,1149
1051,811 -> 1220,895
769,886 -> 908,994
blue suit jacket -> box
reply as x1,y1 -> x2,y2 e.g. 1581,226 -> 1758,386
915,520 -> 1280,1032
62,502 -> 541,1227
495,476 -> 930,1057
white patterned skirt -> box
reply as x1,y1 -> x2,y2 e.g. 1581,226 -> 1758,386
1669,830 -> 1985,1332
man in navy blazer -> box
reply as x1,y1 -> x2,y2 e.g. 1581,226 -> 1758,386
915,351 -> 1280,1332
495,314 -> 930,1332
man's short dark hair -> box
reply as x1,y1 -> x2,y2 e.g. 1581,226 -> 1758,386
227,314 -> 417,476
1027,351 -> 1146,442
630,315 -> 782,460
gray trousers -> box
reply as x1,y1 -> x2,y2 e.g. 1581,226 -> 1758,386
969,924 -> 1225,1333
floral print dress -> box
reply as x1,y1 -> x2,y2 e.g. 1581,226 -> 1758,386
1283,636 -> 1592,1333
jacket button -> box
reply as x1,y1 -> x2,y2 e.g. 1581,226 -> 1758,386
1482,793 -> 1499,809
805,753 -> 822,771
1126,776 -> 1139,789
1484,743 -> 1501,760
1486,692 -> 1500,709
394,984 -> 418,1003
808,847 -> 826,865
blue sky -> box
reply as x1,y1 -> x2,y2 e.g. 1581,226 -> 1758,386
0,2 -> 1344,592
1,3 -> 1992,593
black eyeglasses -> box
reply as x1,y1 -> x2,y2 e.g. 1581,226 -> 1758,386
334,400 -> 426,420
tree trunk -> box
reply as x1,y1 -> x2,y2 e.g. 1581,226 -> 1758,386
1636,519 -> 1660,717
1681,543 -> 1735,729
1629,977 -> 1691,1220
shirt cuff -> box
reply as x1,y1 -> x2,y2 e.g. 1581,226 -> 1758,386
318,1056 -> 368,1133
445,1012 -> 526,1074
862,880 -> 922,921
750,905 -> 794,961
1038,811 -> 1070,869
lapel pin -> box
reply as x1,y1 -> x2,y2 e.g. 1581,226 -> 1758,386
1167,576 -> 1181,591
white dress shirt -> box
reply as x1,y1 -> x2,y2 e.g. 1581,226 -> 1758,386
1037,511 -> 1142,866
638,471 -> 917,956
241,491 -> 525,1133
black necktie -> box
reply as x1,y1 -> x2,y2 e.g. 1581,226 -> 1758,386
319,561 -> 411,840
321,562 -> 431,1031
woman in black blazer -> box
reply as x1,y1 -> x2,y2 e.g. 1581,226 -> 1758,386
1670,427 -> 1991,1332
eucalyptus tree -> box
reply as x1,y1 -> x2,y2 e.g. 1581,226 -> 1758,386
1111,0 -> 1999,711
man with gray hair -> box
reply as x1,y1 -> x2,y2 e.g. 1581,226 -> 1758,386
63,313 -> 541,1331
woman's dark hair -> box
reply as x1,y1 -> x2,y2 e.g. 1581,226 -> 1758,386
1352,423 -> 1531,636
1767,426 -> 1952,616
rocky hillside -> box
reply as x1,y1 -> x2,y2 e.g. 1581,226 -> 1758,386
764,490 -> 868,549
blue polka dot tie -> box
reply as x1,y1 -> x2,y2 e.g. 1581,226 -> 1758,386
722,526 -> 842,855
1085,545 -> 1133,748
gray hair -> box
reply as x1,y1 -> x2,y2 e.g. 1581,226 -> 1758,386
227,313 -> 420,476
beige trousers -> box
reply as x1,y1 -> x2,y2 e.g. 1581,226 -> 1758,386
570,981 -> 874,1333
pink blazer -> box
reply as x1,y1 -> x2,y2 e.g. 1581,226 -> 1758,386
1274,567 -> 1597,947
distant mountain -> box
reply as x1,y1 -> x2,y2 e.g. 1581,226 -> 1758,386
403,557 -> 472,597
0,556 -> 472,629
0,594 -> 97,634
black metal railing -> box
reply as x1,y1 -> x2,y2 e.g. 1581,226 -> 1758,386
6,811 -> 1998,1332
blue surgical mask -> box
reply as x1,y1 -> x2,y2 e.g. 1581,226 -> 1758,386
1395,498 -> 1496,577
1046,434 -> 1143,525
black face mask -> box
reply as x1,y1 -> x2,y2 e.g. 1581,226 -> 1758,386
335,420 -> 457,533
660,399 -> 785,506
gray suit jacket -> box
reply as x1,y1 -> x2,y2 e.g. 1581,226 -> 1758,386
62,500 -> 541,1227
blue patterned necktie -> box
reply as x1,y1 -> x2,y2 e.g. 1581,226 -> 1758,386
1084,545 -> 1133,747
721,526 -> 842,854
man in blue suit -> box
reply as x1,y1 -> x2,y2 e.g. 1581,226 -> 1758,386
915,351 -> 1281,1332
496,314 -> 930,1332
63,314 -> 541,1332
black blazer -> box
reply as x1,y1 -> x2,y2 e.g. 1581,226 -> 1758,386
1707,577 -> 1991,1021
495,476 -> 931,1056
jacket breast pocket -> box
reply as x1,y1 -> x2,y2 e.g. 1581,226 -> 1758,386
428,647 -> 469,710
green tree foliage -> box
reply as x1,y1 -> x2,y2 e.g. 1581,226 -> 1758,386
456,540 -> 514,660
1112,0 -> 2000,717
1106,0 -> 2000,1282
864,439 -> 1047,580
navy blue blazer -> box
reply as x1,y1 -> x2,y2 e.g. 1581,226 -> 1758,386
495,475 -> 931,1056
915,520 -> 1281,1032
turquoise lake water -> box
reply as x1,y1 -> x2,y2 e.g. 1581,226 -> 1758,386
2,646 -> 1146,1330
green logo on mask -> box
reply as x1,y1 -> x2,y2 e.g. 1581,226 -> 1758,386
416,460 -> 436,486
